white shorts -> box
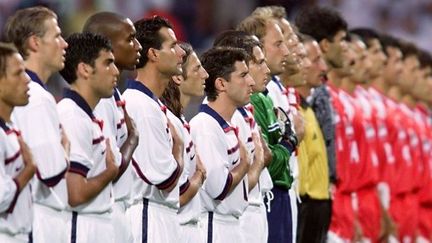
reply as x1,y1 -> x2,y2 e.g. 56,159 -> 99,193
0,232 -> 28,243
179,221 -> 205,243
66,211 -> 114,243
32,204 -> 69,243
239,204 -> 268,243
129,199 -> 179,243
112,201 -> 133,243
202,212 -> 243,243
289,188 -> 298,243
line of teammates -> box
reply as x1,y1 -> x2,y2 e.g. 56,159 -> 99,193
0,4 -> 432,243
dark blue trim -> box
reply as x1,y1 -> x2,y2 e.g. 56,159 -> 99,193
113,87 -> 121,102
69,161 -> 90,177
272,75 -> 284,92
71,211 -> 78,243
6,179 -> 19,213
215,172 -> 233,200
126,80 -> 159,104
242,180 -> 248,201
29,231 -> 33,243
262,88 -> 269,96
179,179 -> 190,195
237,107 -> 249,119
199,104 -> 230,131
36,165 -> 67,187
63,89 -> 95,120
26,69 -> 47,90
142,198 -> 149,243
156,162 -> 180,190
0,117 -> 10,132
207,212 -> 213,243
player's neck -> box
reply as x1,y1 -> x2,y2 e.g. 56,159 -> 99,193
327,69 -> 343,88
180,94 -> 191,109
0,103 -> 13,123
136,66 -> 170,98
295,84 -> 311,98
401,94 -> 416,108
387,85 -> 402,102
340,77 -> 356,94
69,83 -> 100,110
370,77 -> 388,94
24,59 -> 53,84
207,99 -> 236,122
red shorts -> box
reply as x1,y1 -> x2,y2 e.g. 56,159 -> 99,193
418,206 -> 432,240
329,191 -> 355,240
357,187 -> 381,242
390,193 -> 418,242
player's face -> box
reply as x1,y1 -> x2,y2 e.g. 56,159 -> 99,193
225,61 -> 255,106
278,18 -> 299,75
0,53 -> 30,108
110,18 -> 142,71
157,27 -> 186,77
399,55 -> 420,93
325,30 -> 348,70
262,21 -> 289,75
90,50 -> 119,99
249,46 -> 270,93
39,17 -> 68,72
366,39 -> 387,79
383,46 -> 403,85
349,40 -> 372,84
304,41 -> 328,88
179,52 -> 209,97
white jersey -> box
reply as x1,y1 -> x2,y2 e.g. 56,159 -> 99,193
190,104 -> 248,217
94,88 -> 132,203
12,70 -> 68,210
0,119 -> 32,236
57,89 -> 115,214
122,80 -> 180,209
166,110 -> 202,224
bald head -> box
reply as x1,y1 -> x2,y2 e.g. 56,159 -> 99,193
83,12 -> 142,71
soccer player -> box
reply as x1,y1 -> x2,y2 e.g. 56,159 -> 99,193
82,12 -> 141,243
237,15 -> 298,243
160,42 -> 208,243
190,46 -> 253,243
213,30 -> 274,243
5,6 -> 70,243
0,43 -> 36,243
58,32 -> 120,243
122,16 -> 185,243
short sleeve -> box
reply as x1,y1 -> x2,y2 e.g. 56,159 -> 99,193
0,141 -> 19,213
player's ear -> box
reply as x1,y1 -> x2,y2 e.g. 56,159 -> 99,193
26,34 -> 40,53
172,75 -> 183,85
319,39 -> 330,53
214,77 -> 227,93
77,62 -> 92,79
147,47 -> 159,62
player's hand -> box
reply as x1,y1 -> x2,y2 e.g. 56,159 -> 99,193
293,113 -> 305,143
353,218 -> 364,242
195,153 -> 206,184
258,129 -> 272,166
17,136 -> 36,174
104,139 -> 119,179
252,132 -> 264,169
238,140 -> 250,171
379,209 -> 397,242
60,125 -> 71,161
124,109 -> 139,145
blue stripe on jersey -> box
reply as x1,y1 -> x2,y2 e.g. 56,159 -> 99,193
215,172 -> 233,200
0,117 -> 10,132
207,212 -> 214,243
142,199 -> 149,243
179,179 -> 190,195
272,75 -> 284,92
156,162 -> 181,190
36,165 -> 68,187
29,231 -> 33,243
199,104 -> 231,131
26,69 -> 47,90
69,161 -> 90,177
71,211 -> 78,243
63,89 -> 95,120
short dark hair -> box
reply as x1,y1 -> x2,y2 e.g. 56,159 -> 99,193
418,49 -> 432,69
0,43 -> 18,79
295,6 -> 347,42
134,15 -> 173,69
213,30 -> 260,62
60,32 -> 112,84
349,28 -> 380,47
82,11 -> 127,36
201,47 -> 248,101
4,6 -> 57,59
398,41 -> 419,60
379,34 -> 401,56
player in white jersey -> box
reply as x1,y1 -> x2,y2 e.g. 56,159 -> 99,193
0,43 -> 36,243
213,30 -> 274,243
160,42 -> 208,243
82,12 -> 141,243
122,16 -> 185,243
190,47 -> 254,243
4,7 -> 71,243
57,33 -> 120,243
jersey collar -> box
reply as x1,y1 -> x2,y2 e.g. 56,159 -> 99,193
0,117 -> 10,132
200,104 -> 236,134
127,80 -> 158,102
63,88 -> 95,120
26,69 -> 47,90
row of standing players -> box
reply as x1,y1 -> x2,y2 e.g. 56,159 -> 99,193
1,4 -> 432,243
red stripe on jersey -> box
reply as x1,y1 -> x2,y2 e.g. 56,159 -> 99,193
116,119 -> 125,130
156,162 -> 181,190
36,164 -> 68,187
69,162 -> 90,177
215,172 -> 233,200
5,150 -> 20,165
131,158 -> 153,185
6,179 -> 20,213
227,143 -> 239,155
92,136 -> 105,145
179,179 -> 190,195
